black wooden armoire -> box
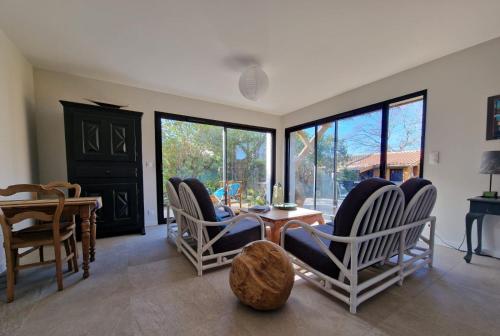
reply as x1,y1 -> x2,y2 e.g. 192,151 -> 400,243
62,101 -> 145,237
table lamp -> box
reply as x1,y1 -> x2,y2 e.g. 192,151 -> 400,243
479,150 -> 500,198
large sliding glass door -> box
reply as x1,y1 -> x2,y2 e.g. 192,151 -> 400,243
226,128 -> 273,208
160,119 -> 223,192
285,91 -> 426,219
387,96 -> 424,184
156,113 -> 276,223
336,110 -> 382,197
288,126 -> 315,210
316,122 -> 336,215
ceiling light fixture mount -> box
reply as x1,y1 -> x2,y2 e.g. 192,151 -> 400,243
239,65 -> 269,101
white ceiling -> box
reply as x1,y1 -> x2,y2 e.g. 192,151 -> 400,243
2,0 -> 500,115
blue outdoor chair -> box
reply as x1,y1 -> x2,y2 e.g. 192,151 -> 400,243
212,187 -> 225,206
212,182 -> 242,208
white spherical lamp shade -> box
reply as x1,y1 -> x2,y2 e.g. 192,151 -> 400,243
239,65 -> 269,101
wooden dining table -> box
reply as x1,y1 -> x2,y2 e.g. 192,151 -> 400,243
0,197 -> 102,278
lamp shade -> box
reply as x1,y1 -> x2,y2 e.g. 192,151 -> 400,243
239,65 -> 269,101
479,151 -> 500,174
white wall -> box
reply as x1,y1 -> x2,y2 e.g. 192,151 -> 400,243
283,37 -> 500,257
0,30 -> 37,273
33,69 -> 284,226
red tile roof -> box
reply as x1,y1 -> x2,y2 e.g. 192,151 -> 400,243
346,150 -> 421,171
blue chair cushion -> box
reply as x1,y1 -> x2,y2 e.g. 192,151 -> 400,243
400,178 -> 432,206
212,218 -> 262,253
330,178 -> 394,268
168,177 -> 182,195
284,223 -> 339,278
215,208 -> 232,221
182,178 -> 222,238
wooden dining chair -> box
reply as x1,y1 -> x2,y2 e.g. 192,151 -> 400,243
0,184 -> 78,302
28,181 -> 81,271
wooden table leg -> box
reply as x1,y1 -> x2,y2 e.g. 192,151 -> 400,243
80,205 -> 91,278
90,210 -> 96,262
315,214 -> 325,225
271,220 -> 285,244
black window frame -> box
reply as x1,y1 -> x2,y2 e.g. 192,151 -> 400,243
284,90 -> 427,202
155,111 -> 277,224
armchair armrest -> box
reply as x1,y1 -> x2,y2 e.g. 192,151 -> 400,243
218,204 -> 235,217
179,211 -> 266,253
280,217 -> 434,283
281,220 -> 351,277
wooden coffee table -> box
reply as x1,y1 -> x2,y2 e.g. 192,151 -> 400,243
240,207 -> 325,243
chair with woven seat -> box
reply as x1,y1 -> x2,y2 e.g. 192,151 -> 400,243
281,178 -> 406,313
26,181 -> 81,272
0,184 -> 78,302
176,178 -> 265,276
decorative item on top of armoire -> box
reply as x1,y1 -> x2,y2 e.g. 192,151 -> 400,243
486,95 -> 500,140
85,98 -> 129,109
62,100 -> 145,238
479,151 -> 500,198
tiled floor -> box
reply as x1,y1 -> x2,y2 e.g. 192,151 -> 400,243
1,226 -> 499,336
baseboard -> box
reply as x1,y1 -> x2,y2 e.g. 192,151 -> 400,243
435,241 -> 500,259
479,248 -> 500,259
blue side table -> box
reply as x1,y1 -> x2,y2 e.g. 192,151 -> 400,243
464,197 -> 500,263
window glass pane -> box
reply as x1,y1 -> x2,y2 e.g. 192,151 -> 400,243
226,128 -> 272,208
387,97 -> 424,184
161,119 -> 223,218
389,169 -> 404,182
288,127 -> 315,209
316,122 -> 335,218
337,110 -> 382,202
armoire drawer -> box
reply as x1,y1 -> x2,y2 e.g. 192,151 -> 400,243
74,166 -> 138,178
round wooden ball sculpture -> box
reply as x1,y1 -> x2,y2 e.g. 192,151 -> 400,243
229,240 -> 294,310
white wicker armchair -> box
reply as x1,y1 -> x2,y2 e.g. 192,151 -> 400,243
165,178 -> 235,250
387,183 -> 437,277
177,180 -> 265,276
282,182 -> 407,313
165,179 -> 183,249
281,179 -> 437,314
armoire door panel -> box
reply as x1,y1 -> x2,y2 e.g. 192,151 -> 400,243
79,187 -> 108,228
83,121 -> 101,153
80,183 -> 140,232
75,116 -> 108,161
72,113 -> 137,163
112,183 -> 138,222
109,118 -> 137,162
